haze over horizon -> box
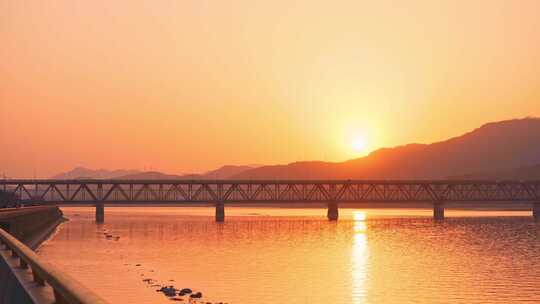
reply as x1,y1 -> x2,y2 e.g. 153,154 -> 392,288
18,118 -> 540,180
2,1 -> 540,178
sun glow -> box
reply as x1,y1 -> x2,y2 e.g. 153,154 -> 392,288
352,135 -> 368,153
346,125 -> 372,156
336,118 -> 380,160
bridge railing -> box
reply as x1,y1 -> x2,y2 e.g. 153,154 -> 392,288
0,227 -> 109,304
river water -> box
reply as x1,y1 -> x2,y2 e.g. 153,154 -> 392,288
37,207 -> 540,303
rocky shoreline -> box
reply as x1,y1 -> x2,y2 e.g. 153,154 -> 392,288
100,227 -> 228,303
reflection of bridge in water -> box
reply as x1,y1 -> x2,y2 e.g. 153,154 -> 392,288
1,179 -> 540,222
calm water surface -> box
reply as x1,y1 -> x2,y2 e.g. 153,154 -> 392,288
37,207 -> 540,303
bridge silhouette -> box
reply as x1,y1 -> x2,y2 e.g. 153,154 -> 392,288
2,179 -> 540,222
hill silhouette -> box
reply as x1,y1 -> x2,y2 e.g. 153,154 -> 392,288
52,167 -> 141,179
197,165 -> 260,179
450,164 -> 540,180
114,171 -> 184,180
118,165 -> 257,180
52,165 -> 258,180
52,118 -> 540,180
233,118 -> 540,179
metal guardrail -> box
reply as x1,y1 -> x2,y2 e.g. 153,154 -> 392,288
0,227 -> 109,304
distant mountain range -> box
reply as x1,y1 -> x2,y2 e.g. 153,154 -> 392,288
231,118 -> 540,180
52,165 -> 260,180
117,165 -> 259,180
449,164 -> 540,180
51,167 -> 141,179
52,118 -> 540,180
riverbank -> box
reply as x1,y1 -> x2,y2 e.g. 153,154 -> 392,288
0,206 -> 66,304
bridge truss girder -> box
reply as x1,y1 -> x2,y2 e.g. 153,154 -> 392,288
1,180 -> 539,204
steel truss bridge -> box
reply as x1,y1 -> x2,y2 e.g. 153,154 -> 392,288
1,179 -> 540,222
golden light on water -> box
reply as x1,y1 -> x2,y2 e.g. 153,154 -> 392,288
353,211 -> 367,232
352,211 -> 368,303
353,211 -> 367,221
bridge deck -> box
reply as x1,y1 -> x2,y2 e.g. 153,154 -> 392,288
1,180 -> 539,222
1,179 -> 540,203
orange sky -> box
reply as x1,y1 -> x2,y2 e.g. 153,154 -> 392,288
2,0 -> 540,178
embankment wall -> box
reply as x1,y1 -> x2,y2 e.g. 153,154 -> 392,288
0,206 -> 64,304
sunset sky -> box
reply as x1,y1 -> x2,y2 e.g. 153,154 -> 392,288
2,0 -> 540,178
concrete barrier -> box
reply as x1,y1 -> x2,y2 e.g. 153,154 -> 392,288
0,206 -> 107,304
0,206 -> 63,248
0,227 -> 109,304
0,206 -> 64,304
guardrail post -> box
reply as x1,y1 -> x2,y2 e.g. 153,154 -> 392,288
533,202 -> 540,221
32,269 -> 45,286
216,201 -> 225,222
54,289 -> 67,304
433,201 -> 444,220
19,257 -> 28,269
327,201 -> 339,221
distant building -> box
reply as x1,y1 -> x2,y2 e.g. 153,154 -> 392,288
0,190 -> 18,208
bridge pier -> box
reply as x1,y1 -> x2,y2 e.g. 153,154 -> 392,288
216,202 -> 225,222
327,202 -> 339,221
95,203 -> 104,223
433,201 -> 444,220
534,202 -> 540,221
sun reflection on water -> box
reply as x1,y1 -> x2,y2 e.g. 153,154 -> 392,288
352,211 -> 368,303
353,211 -> 367,232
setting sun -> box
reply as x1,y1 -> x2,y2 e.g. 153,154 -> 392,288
352,134 -> 368,154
